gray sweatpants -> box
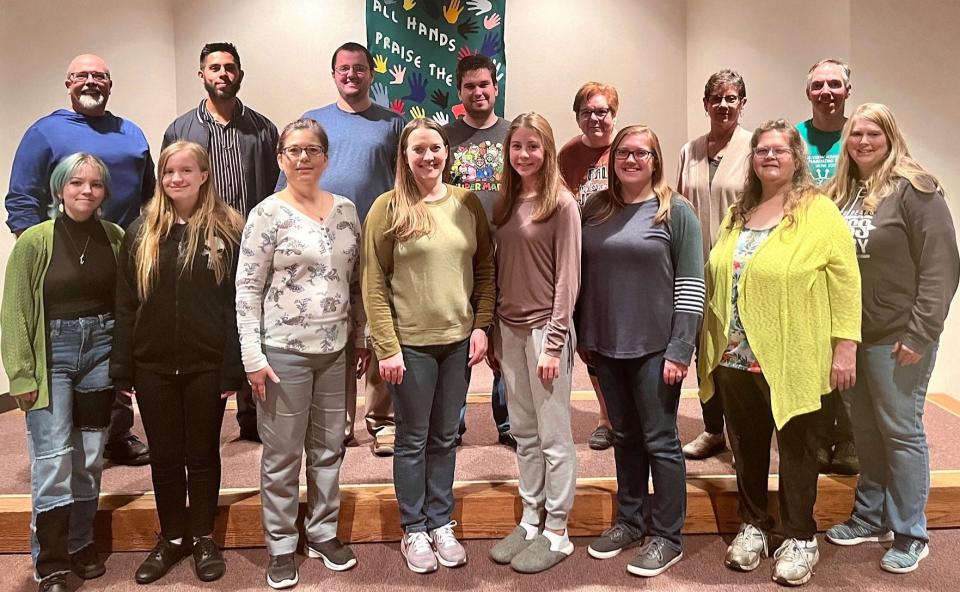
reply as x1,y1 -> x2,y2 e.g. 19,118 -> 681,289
494,321 -> 577,531
258,346 -> 346,555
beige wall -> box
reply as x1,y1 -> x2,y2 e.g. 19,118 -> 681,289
1,0 -> 958,394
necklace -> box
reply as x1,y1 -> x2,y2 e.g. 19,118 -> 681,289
60,219 -> 92,265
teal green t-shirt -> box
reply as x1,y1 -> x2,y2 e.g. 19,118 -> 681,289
796,119 -> 842,185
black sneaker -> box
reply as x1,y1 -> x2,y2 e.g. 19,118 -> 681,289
105,434 -> 150,466
589,426 -> 615,450
71,543 -> 106,579
307,537 -> 358,571
831,441 -> 859,475
627,536 -> 683,577
135,537 -> 188,584
193,535 -> 226,582
587,523 -> 643,559
266,553 -> 299,589
498,432 -> 518,450
38,573 -> 68,592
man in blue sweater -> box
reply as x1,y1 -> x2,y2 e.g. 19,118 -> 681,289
5,53 -> 154,466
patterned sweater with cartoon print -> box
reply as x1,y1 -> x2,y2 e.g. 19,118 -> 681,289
111,216 -> 244,392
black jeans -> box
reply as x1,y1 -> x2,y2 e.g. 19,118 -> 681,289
134,368 -> 226,539
715,366 -> 822,540
594,351 -> 685,551
700,393 -> 725,435
818,389 -> 854,446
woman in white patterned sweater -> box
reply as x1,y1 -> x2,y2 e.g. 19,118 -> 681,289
235,119 -> 369,590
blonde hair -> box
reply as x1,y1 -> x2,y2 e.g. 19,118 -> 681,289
582,125 -> 676,226
388,119 -> 450,242
730,119 -> 817,229
827,103 -> 938,213
493,112 -> 563,227
133,141 -> 243,301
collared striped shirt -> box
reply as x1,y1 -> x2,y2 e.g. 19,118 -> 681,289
198,99 -> 247,214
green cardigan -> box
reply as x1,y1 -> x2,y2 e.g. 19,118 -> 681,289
697,194 -> 861,428
1,219 -> 124,412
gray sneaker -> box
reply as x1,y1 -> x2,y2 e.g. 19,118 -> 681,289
826,519 -> 894,546
401,531 -> 438,573
682,431 -> 726,460
266,553 -> 298,590
771,538 -> 819,586
880,539 -> 929,573
490,524 -> 537,564
430,521 -> 467,567
725,523 -> 769,572
306,537 -> 357,571
627,536 -> 683,577
510,534 -> 573,574
587,523 -> 643,559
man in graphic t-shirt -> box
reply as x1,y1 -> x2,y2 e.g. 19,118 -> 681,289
796,58 -> 852,185
443,54 -> 515,449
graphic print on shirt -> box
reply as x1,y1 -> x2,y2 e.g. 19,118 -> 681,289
842,200 -> 875,259
576,164 -> 608,204
808,153 -> 838,186
449,140 -> 505,194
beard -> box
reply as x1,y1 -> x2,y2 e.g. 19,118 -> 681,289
77,92 -> 105,110
204,79 -> 241,100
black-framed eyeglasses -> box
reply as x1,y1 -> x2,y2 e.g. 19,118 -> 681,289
578,108 -> 611,120
281,145 -> 326,159
613,148 -> 655,161
69,71 -> 110,83
707,94 -> 741,106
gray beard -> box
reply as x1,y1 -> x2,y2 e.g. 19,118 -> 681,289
78,93 -> 105,110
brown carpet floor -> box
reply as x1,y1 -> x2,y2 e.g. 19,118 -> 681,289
3,532 -> 960,591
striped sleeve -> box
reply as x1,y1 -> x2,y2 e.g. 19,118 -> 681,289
666,195 -> 705,365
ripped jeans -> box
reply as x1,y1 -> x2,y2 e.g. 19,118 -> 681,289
26,315 -> 114,579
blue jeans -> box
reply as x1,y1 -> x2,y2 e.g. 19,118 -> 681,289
392,339 -> 470,533
842,342 -> 938,544
27,315 -> 113,577
458,370 -> 510,437
593,351 -> 685,551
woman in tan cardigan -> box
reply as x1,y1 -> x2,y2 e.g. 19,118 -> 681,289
676,69 -> 753,462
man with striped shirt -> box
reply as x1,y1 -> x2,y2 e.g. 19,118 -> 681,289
163,42 -> 280,441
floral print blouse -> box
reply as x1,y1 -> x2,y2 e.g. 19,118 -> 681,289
720,226 -> 775,373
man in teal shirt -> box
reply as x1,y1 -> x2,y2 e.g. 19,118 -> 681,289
796,58 -> 852,185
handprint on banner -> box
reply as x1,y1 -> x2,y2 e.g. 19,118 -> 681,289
391,99 -> 406,115
452,103 -> 466,119
410,106 -> 427,120
432,112 -> 451,126
430,89 -> 449,109
492,58 -> 505,82
402,73 -> 428,103
457,17 -> 478,39
483,13 -> 501,29
373,55 -> 388,74
389,64 -> 406,85
443,0 -> 464,24
481,31 -> 503,57
458,46 -> 478,60
466,0 -> 492,16
371,83 -> 390,108
403,0 -> 416,10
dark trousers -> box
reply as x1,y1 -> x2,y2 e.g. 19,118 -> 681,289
235,382 -> 258,437
134,368 -> 226,540
716,366 -> 822,540
817,389 -> 853,445
700,392 -> 725,435
594,351 -> 685,551
458,370 -> 510,437
107,391 -> 135,443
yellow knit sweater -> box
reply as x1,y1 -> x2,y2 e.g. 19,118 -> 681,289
698,194 -> 861,428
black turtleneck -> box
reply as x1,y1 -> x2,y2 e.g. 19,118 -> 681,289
43,215 -> 116,320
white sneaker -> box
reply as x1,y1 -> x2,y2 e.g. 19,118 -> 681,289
430,521 -> 467,567
400,531 -> 438,574
772,537 -> 819,586
725,523 -> 768,572
682,431 -> 726,459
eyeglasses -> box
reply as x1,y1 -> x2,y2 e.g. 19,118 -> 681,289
578,108 -> 611,120
707,94 -> 741,106
613,148 -> 655,161
334,64 -> 370,75
281,145 -> 326,159
69,71 -> 110,83
753,146 -> 792,158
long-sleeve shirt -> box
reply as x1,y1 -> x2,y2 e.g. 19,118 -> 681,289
5,109 -> 155,233
362,185 -> 496,359
840,178 -> 959,351
235,194 -> 365,373
494,194 -> 581,356
576,193 -> 705,365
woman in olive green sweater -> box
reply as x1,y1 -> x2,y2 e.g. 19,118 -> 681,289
362,118 -> 495,574
698,120 -> 860,586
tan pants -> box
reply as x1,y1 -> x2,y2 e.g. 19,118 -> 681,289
345,345 -> 395,439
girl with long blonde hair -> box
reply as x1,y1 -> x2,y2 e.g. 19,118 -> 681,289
487,113 -> 581,573
362,118 -> 495,574
111,141 -> 244,585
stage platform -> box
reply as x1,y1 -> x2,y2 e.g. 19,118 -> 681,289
1,364 -> 959,553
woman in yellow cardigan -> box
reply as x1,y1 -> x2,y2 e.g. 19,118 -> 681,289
698,120 -> 861,587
